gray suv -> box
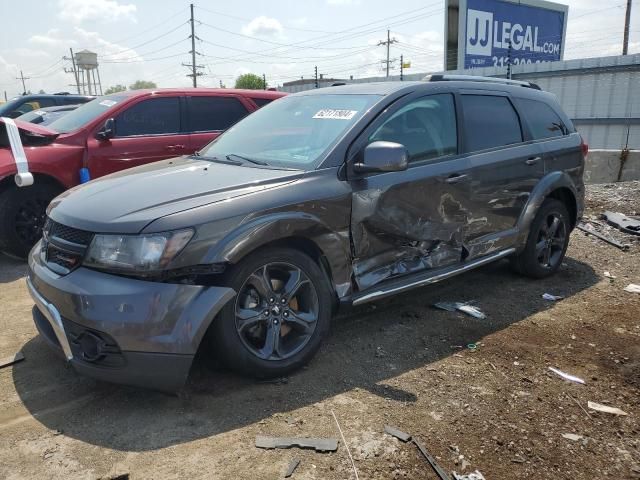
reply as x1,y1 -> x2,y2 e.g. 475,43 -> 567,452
27,76 -> 586,391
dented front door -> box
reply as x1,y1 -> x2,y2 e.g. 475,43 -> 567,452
349,93 -> 474,291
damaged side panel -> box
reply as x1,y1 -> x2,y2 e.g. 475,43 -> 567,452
350,158 -> 474,291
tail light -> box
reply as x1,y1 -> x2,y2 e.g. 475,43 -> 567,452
580,136 -> 589,158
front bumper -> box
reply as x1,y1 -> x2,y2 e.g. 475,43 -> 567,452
27,241 -> 235,391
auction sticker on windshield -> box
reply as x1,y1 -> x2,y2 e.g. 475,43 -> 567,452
313,109 -> 358,120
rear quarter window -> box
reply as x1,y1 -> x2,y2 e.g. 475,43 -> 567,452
461,95 -> 523,152
250,97 -> 274,108
514,98 -> 567,139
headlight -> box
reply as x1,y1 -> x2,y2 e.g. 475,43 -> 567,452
84,229 -> 194,272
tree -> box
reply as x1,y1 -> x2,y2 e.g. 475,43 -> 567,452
38,89 -> 46,94
104,84 -> 127,95
235,73 -> 264,90
129,80 -> 157,90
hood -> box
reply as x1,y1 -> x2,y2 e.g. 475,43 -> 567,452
48,156 -> 304,233
0,118 -> 59,148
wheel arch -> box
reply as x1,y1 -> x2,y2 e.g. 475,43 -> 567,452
205,212 -> 353,301
515,171 -> 579,247
0,172 -> 66,195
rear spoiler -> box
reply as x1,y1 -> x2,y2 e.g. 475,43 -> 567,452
1,117 -> 33,187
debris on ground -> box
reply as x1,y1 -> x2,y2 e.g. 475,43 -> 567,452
331,411 -> 359,480
384,425 -> 411,442
452,471 -> 486,480
577,223 -> 630,250
548,366 -> 586,384
284,458 -> 300,478
562,433 -> 585,441
542,293 -> 564,301
587,401 -> 629,416
413,439 -> 451,480
602,211 -> 640,236
624,284 -> 640,294
255,436 -> 338,452
0,351 -> 24,369
434,301 -> 486,319
603,271 -> 616,279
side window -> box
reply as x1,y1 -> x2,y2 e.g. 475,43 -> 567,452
33,98 -> 57,108
461,95 -> 523,152
251,97 -> 273,108
369,93 -> 457,162
187,96 -> 249,132
514,98 -> 567,139
115,97 -> 180,137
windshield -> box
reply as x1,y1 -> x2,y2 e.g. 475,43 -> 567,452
48,95 -> 126,134
198,94 -> 381,169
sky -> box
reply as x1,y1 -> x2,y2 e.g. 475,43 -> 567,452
0,0 -> 638,97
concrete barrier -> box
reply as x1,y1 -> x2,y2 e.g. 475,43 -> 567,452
584,149 -> 640,184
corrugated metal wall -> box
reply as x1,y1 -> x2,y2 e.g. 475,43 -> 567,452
279,54 -> 640,150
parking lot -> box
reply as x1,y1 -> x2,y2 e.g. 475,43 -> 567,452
0,181 -> 637,479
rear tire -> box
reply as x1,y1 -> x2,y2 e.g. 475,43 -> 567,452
0,184 -> 60,258
510,198 -> 570,279
210,247 -> 332,378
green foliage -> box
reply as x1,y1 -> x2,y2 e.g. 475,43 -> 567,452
234,73 -> 265,90
104,84 -> 127,95
129,80 -> 157,90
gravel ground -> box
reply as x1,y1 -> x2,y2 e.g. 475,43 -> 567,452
0,182 -> 639,480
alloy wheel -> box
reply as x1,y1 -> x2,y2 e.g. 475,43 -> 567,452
234,262 -> 319,361
535,212 -> 567,269
14,198 -> 47,245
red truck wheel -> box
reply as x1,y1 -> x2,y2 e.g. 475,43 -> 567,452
0,184 -> 60,259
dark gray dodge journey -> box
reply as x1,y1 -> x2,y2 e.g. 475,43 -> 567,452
27,76 -> 586,391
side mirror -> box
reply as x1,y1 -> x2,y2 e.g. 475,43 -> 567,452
353,141 -> 409,174
96,118 -> 115,140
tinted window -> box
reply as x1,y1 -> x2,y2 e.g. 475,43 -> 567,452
187,96 -> 249,132
49,95 -> 127,133
514,98 -> 567,139
461,95 -> 522,151
115,97 -> 181,137
251,97 -> 273,108
369,94 -> 457,162
60,96 -> 89,106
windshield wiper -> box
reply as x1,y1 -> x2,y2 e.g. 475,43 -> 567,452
192,153 -> 242,166
226,153 -> 269,166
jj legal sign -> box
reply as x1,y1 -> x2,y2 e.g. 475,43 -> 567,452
444,0 -> 568,70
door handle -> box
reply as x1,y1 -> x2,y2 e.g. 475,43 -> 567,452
445,173 -> 469,184
525,156 -> 542,165
166,144 -> 185,150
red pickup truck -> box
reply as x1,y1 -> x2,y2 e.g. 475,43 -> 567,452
0,88 -> 286,257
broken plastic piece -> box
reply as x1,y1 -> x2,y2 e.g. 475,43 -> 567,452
384,425 -> 412,442
603,271 -> 616,279
602,211 -> 640,236
284,458 -> 300,478
453,471 -> 486,480
624,284 -> 640,294
413,439 -> 451,480
0,351 -> 24,369
577,223 -> 630,250
561,433 -> 584,441
587,401 -> 628,416
255,436 -> 338,452
548,367 -> 585,384
434,301 -> 485,319
542,293 -> 564,301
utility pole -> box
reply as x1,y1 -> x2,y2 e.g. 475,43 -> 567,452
623,0 -> 632,55
16,70 -> 29,94
506,40 -> 512,79
69,48 -> 81,94
263,73 -> 267,90
184,4 -> 204,87
400,54 -> 404,81
314,66 -> 318,88
378,29 -> 398,77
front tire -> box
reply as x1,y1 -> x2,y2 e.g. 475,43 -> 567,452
510,198 -> 570,279
210,247 -> 332,378
0,184 -> 59,258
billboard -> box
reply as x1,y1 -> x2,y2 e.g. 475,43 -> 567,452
445,0 -> 568,71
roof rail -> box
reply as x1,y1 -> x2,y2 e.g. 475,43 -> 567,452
424,74 -> 541,90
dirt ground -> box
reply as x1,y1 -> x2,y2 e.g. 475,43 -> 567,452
0,182 -> 639,480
